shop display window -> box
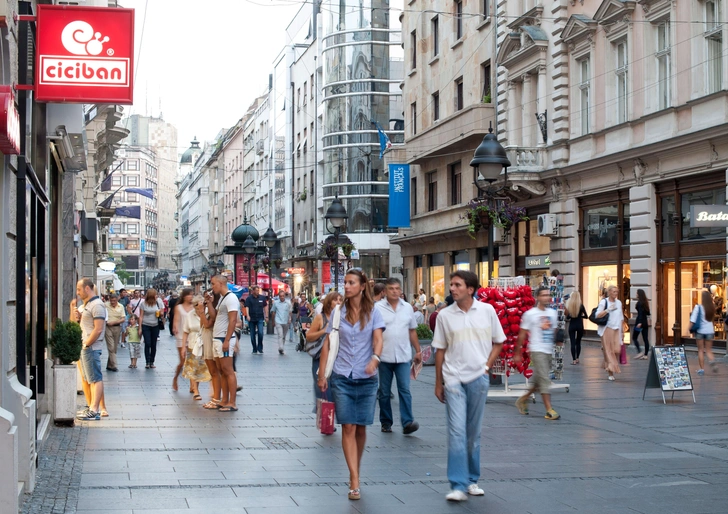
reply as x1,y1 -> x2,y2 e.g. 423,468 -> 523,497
429,253 -> 445,303
452,250 -> 469,272
414,255 -> 423,297
478,261 -> 499,288
665,260 -> 726,339
681,189 -> 726,240
528,220 -> 550,254
583,205 -> 619,249
582,264 -> 631,331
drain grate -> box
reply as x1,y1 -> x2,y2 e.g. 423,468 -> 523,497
259,437 -> 308,450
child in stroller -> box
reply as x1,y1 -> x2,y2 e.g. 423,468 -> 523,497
295,316 -> 312,352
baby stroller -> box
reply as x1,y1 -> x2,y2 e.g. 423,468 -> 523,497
295,316 -> 312,352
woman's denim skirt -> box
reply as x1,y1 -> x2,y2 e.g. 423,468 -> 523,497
330,372 -> 378,425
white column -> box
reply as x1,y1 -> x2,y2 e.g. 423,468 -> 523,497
629,183 -> 657,344
522,73 -> 532,148
507,80 -> 517,146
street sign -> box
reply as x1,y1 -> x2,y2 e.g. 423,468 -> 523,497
35,5 -> 135,104
525,254 -> 551,269
0,86 -> 20,155
287,267 -> 305,275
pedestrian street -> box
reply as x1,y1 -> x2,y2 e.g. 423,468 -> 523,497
23,332 -> 728,514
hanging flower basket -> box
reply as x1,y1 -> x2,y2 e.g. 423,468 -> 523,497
274,258 -> 283,268
460,198 -> 528,240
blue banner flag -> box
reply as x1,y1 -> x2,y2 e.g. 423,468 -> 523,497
115,205 -> 141,219
388,164 -> 410,228
100,162 -> 122,192
372,121 -> 392,159
99,193 -> 115,209
125,187 -> 154,199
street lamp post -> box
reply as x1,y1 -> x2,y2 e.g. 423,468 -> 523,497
324,194 -> 349,294
201,264 -> 210,290
242,235 -> 257,290
262,224 -> 279,335
470,124 -> 511,282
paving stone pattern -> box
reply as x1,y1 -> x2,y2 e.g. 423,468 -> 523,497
22,333 -> 728,513
21,421 -> 87,514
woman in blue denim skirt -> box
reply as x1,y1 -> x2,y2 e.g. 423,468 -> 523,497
318,269 -> 385,501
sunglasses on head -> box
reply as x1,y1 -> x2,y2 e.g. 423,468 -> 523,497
347,267 -> 363,273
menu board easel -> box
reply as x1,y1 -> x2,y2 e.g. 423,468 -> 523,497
642,346 -> 696,404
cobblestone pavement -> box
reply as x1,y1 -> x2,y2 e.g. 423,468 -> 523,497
21,420 -> 87,514
23,332 -> 728,513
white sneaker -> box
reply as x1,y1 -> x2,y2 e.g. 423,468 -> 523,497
467,484 -> 485,496
608,376 -> 615,381
446,490 -> 468,502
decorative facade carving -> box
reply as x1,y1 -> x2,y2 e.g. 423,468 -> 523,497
633,158 -> 647,185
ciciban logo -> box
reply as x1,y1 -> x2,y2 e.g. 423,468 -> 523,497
39,20 -> 129,87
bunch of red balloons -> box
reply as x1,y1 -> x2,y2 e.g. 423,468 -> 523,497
477,285 -> 536,377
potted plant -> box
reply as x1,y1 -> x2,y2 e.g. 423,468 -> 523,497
416,323 -> 436,366
50,319 -> 83,423
300,188 -> 308,201
482,89 -> 491,104
274,258 -> 283,268
318,240 -> 338,259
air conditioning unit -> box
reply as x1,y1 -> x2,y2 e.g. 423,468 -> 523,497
537,214 -> 558,237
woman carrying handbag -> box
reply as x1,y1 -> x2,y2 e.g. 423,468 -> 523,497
305,291 -> 342,412
317,269 -> 385,501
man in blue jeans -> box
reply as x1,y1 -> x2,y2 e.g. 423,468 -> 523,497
432,270 -> 505,502
244,285 -> 268,354
375,277 -> 422,434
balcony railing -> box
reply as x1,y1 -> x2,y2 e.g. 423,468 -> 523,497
506,147 -> 546,172
256,140 -> 265,155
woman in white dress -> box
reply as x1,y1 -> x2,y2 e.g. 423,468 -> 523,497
172,288 -> 194,392
182,295 -> 211,399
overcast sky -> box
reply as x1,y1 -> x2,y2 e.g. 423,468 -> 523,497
120,0 -> 302,154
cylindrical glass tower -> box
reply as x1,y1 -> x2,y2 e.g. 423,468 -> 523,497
321,0 -> 403,234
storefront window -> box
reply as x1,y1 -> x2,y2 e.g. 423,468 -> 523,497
452,250 -> 469,272
662,196 -> 676,242
623,203 -> 631,245
478,248 -> 499,286
682,189 -> 727,240
582,264 -> 631,331
529,220 -> 550,254
429,253 -> 445,303
414,256 -> 423,297
584,205 -> 619,249
666,260 -> 727,338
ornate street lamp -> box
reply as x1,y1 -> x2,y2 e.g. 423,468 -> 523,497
470,124 -> 511,281
324,194 -> 349,293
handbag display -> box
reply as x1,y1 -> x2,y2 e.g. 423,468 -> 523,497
323,305 -> 342,379
589,299 -> 609,326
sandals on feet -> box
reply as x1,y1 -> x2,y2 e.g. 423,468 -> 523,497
348,488 -> 361,500
203,399 -> 221,409
193,394 -> 202,400
218,406 -> 238,412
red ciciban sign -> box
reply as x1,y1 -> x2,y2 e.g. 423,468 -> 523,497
35,5 -> 135,104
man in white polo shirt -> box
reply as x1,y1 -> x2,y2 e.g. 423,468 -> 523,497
375,277 -> 422,434
433,270 -> 505,503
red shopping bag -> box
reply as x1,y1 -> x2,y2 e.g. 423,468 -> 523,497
620,344 -> 628,365
319,400 -> 335,435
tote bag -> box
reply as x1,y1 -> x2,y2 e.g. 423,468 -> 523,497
323,305 -> 342,379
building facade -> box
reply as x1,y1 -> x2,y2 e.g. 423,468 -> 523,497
399,0 -> 728,349
177,139 -> 203,281
395,0 -> 499,302
318,0 -> 405,288
103,147 -> 160,287
125,114 -> 179,271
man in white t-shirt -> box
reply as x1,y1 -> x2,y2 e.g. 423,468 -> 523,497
432,271 -> 505,502
514,286 -> 560,421
210,275 -> 240,412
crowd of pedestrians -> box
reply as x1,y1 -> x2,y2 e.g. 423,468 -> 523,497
68,267 -> 725,505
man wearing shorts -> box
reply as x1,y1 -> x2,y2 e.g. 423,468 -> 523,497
514,286 -> 560,421
211,275 -> 239,411
73,278 -> 107,421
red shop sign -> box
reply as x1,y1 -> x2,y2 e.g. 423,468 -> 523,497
0,86 -> 20,155
35,5 -> 135,104
287,267 -> 306,275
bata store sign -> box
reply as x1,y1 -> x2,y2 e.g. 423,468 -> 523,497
690,205 -> 728,227
35,5 -> 135,104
